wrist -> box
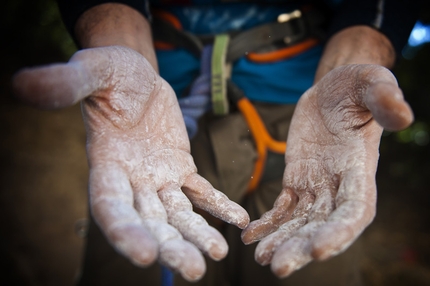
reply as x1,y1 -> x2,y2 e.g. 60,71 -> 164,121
314,25 -> 395,82
75,3 -> 158,71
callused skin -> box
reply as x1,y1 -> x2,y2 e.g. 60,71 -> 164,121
240,24 -> 413,278
12,2 -> 414,281
241,64 -> 413,277
13,46 -> 250,282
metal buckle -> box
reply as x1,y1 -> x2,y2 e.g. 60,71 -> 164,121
277,10 -> 302,23
277,9 -> 306,45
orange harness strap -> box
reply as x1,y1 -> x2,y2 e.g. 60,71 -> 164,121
153,10 -> 182,50
236,97 -> 286,193
152,11 -> 322,193
246,38 -> 319,63
152,10 -> 321,64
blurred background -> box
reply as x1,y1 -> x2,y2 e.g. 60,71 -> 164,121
1,0 -> 429,285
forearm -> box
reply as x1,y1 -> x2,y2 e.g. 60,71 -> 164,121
314,25 -> 395,83
75,3 -> 158,71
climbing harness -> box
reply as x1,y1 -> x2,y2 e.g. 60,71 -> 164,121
156,6 -> 326,285
227,80 -> 287,192
153,6 -> 326,192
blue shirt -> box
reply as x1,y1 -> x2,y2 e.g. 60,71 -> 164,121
154,2 -> 323,103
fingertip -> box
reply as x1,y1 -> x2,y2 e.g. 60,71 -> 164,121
310,223 -> 353,261
130,249 -> 158,267
216,197 -> 250,230
240,222 -> 260,245
367,82 -> 414,131
181,266 -> 206,282
311,241 -> 349,262
384,99 -> 414,131
160,239 -> 206,282
12,68 -> 47,107
254,241 -> 273,266
271,262 -> 295,279
310,245 -> 333,261
182,174 -> 250,229
109,224 -> 159,266
11,65 -> 83,109
236,210 -> 251,229
208,242 -> 228,261
213,198 -> 250,230
272,268 -> 292,279
198,225 -> 228,261
270,235 -> 314,278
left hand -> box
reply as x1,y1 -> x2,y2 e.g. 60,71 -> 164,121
12,46 -> 250,281
241,64 -> 413,277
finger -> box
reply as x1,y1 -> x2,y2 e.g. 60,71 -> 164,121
307,188 -> 335,222
289,190 -> 316,219
240,188 -> 298,244
11,47 -> 114,109
134,185 -> 182,243
133,186 -> 206,281
271,220 -> 324,278
348,64 -> 413,131
268,190 -> 334,276
365,81 -> 414,131
316,64 -> 413,132
311,168 -> 377,260
12,46 -> 157,109
254,217 -> 306,265
182,173 -> 250,229
158,185 -> 228,261
89,166 -> 158,266
159,239 -> 206,282
12,61 -> 97,109
143,217 -> 206,282
253,189 -> 320,265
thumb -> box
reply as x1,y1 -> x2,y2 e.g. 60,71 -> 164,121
12,47 -> 116,109
13,63 -> 90,109
319,64 -> 414,132
364,80 -> 414,131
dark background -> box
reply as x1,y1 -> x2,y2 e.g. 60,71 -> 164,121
1,0 -> 430,285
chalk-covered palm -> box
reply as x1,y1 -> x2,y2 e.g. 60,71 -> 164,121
241,64 -> 413,277
13,46 -> 250,281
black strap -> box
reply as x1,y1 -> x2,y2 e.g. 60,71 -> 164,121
228,9 -> 326,62
152,17 -> 203,58
227,17 -> 306,62
152,8 -> 326,62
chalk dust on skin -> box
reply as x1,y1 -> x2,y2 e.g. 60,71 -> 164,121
158,187 -> 228,260
159,239 -> 206,282
254,217 -> 306,265
181,173 -> 250,229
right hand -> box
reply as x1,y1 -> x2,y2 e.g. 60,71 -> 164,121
241,64 -> 413,277
13,46 -> 250,281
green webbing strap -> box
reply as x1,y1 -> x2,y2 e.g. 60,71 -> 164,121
211,34 -> 230,115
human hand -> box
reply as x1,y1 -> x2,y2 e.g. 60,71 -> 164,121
241,64 -> 413,277
13,46 -> 250,281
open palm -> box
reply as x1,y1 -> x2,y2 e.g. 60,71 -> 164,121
13,46 -> 249,281
241,64 -> 413,277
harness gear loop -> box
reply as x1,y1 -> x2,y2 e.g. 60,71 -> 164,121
152,7 -> 325,192
211,34 -> 230,115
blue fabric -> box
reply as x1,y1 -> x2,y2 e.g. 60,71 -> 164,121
155,3 -> 323,104
178,45 -> 212,138
232,45 -> 323,104
156,49 -> 200,98
161,266 -> 174,286
158,3 -> 300,35
157,45 -> 322,104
